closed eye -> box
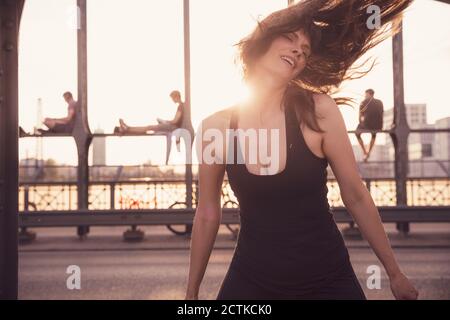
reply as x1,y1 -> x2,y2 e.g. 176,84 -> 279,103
282,34 -> 311,58
282,34 -> 293,41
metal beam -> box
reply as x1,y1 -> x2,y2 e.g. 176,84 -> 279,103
75,0 -> 91,237
183,0 -> 193,236
18,206 -> 450,228
0,0 -> 24,300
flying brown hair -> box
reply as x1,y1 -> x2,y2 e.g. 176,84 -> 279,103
235,0 -> 413,133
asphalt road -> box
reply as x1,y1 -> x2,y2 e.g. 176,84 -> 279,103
19,247 -> 450,300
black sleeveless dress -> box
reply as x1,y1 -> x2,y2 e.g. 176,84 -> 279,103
216,103 -> 366,300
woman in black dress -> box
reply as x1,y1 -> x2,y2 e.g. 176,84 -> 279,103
186,0 -> 418,300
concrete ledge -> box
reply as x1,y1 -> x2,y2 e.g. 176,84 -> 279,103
18,223 -> 450,252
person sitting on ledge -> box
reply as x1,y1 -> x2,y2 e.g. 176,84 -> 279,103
355,88 -> 384,162
116,90 -> 184,135
38,91 -> 78,134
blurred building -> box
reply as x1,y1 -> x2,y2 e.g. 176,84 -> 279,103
383,103 -> 434,160
93,128 -> 106,166
377,104 -> 449,178
383,103 -> 427,130
352,144 -> 391,162
434,117 -> 450,161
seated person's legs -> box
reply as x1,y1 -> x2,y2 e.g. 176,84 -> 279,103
43,118 -> 55,129
49,123 -> 73,133
362,133 -> 377,162
153,122 -> 178,132
355,133 -> 366,156
39,118 -> 73,134
118,119 -> 152,134
367,133 -> 377,154
119,119 -> 177,134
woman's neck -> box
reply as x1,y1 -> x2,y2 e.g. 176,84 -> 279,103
244,71 -> 287,116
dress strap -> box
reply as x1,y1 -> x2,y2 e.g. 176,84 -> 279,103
229,106 -> 239,130
227,106 -> 240,165
285,103 -> 300,138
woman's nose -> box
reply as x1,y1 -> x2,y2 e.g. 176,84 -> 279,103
292,48 -> 301,58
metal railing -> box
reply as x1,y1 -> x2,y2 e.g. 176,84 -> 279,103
18,174 -> 450,241
19,176 -> 450,212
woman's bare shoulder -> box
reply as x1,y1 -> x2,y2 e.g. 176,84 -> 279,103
200,104 -> 237,131
312,93 -> 337,112
312,93 -> 342,127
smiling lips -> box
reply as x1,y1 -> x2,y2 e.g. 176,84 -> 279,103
280,55 -> 297,69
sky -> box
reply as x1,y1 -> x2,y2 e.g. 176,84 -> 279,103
18,0 -> 450,166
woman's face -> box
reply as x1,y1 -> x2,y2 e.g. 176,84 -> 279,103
253,29 -> 312,84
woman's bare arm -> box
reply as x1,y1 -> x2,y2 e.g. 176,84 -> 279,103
185,112 -> 229,299
314,93 -> 418,299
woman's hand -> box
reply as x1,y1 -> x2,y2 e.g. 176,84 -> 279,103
389,272 -> 419,300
